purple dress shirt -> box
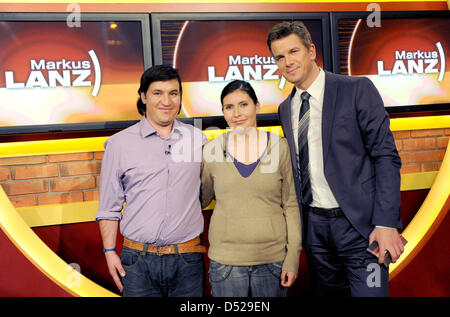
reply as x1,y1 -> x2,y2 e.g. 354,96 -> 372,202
95,116 -> 206,246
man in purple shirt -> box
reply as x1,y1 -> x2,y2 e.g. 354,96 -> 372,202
95,65 -> 207,297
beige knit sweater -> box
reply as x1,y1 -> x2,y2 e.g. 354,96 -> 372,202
201,132 -> 302,273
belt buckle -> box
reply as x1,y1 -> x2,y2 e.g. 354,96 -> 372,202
156,245 -> 172,255
156,246 -> 164,256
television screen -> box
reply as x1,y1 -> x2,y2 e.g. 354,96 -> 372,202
152,13 -> 331,121
332,11 -> 450,112
0,13 -> 151,135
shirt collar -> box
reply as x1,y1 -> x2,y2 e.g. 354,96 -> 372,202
295,68 -> 325,102
139,116 -> 183,138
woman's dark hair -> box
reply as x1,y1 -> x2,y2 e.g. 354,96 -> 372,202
220,80 -> 258,107
137,65 -> 182,115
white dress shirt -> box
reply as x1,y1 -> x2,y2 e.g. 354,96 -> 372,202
290,68 -> 339,208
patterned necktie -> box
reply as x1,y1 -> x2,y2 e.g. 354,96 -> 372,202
298,91 -> 312,206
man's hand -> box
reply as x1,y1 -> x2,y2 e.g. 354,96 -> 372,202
105,251 -> 126,293
281,271 -> 298,287
369,227 -> 405,264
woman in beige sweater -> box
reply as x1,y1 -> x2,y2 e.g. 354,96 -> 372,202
201,80 -> 302,297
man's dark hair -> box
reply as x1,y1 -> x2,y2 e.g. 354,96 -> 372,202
267,21 -> 312,54
137,65 -> 182,115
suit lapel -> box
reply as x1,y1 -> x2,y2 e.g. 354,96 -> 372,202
280,87 -> 297,152
280,86 -> 301,202
322,71 -> 338,166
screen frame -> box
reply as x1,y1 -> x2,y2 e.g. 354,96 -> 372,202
330,10 -> 450,114
151,12 -> 332,129
0,12 -> 152,136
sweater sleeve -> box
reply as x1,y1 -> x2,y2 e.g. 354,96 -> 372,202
279,136 -> 302,273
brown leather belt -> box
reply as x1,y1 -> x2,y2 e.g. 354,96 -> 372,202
123,236 -> 206,255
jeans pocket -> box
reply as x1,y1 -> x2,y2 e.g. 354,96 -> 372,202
265,261 -> 284,278
209,260 -> 233,283
120,247 -> 140,269
179,252 -> 204,266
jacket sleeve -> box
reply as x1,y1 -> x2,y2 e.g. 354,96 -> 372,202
355,77 -> 402,229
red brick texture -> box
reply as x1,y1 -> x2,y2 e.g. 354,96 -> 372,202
0,128 -> 448,208
0,153 -> 103,208
396,128 -> 448,174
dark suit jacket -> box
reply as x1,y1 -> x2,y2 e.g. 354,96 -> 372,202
278,70 -> 402,239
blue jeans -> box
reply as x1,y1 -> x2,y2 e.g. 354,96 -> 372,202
209,260 -> 287,297
120,246 -> 204,297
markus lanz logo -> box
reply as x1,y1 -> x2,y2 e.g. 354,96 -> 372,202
207,54 -> 287,89
4,50 -> 102,96
377,42 -> 446,82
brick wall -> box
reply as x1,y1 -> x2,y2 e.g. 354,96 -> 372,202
394,128 -> 450,174
1,152 -> 103,208
1,128 -> 449,209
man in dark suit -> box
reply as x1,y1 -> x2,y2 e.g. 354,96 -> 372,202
267,21 -> 405,296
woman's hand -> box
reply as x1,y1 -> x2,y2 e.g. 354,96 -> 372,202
281,270 -> 298,287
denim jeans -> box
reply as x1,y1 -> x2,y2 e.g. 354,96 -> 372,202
120,246 -> 204,297
209,260 -> 287,297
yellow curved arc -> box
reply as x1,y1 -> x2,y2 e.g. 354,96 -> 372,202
389,141 -> 450,278
0,136 -> 108,158
0,187 -> 119,297
389,115 -> 450,131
